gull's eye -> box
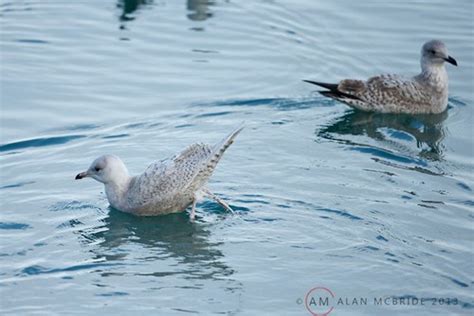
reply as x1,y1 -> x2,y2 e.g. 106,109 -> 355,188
95,166 -> 101,172
430,49 -> 436,55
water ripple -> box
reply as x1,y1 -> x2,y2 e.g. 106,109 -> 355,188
18,262 -> 123,277
0,222 -> 30,230
0,181 -> 35,189
0,135 -> 85,153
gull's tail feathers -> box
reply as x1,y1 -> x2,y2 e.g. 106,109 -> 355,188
303,80 -> 360,100
303,79 -> 373,111
303,80 -> 339,91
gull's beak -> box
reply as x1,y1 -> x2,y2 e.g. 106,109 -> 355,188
75,171 -> 88,180
444,55 -> 457,66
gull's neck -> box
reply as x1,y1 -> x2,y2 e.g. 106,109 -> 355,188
104,173 -> 132,211
416,58 -> 449,113
419,59 -> 448,91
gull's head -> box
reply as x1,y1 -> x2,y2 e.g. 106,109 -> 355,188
421,40 -> 457,66
75,155 -> 129,184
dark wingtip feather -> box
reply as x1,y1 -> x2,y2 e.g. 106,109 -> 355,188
303,80 -> 339,91
319,91 -> 339,98
304,79 -> 362,101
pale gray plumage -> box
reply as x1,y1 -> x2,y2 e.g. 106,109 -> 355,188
304,40 -> 457,114
76,125 -> 243,217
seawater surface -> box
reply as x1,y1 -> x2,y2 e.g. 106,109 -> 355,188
1,0 -> 473,315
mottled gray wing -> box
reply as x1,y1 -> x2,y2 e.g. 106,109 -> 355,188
183,124 -> 243,194
339,74 -> 431,111
127,143 -> 212,207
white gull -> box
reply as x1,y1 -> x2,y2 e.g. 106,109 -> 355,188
75,125 -> 243,219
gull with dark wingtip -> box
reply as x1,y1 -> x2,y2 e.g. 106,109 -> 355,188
304,40 -> 457,114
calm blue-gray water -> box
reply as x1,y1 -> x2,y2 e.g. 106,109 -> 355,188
1,0 -> 473,315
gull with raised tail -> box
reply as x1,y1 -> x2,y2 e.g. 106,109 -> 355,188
304,40 -> 457,114
75,125 -> 243,219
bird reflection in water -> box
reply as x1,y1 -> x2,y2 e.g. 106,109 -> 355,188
318,109 -> 448,162
187,0 -> 215,21
117,0 -> 153,29
81,210 -> 234,281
